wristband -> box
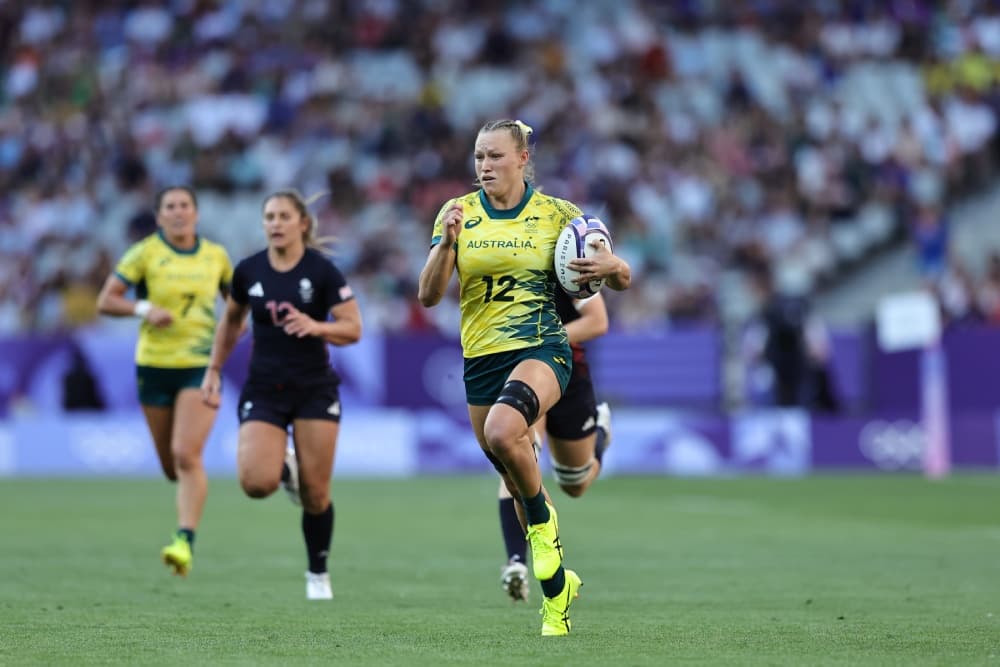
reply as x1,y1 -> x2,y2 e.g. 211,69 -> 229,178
133,300 -> 153,319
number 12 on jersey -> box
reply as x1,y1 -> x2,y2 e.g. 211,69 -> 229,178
482,275 -> 516,302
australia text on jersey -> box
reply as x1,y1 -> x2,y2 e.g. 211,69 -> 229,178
466,239 -> 535,249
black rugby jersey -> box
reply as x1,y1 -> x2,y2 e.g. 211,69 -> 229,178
232,248 -> 353,384
554,289 -> 591,379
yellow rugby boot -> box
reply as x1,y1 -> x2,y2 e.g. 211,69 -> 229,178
526,502 -> 563,580
540,569 -> 582,636
161,533 -> 193,577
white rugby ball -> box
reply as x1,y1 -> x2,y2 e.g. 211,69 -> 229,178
554,215 -> 613,298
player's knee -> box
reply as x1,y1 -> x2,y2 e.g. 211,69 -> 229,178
559,483 -> 586,498
240,473 -> 278,499
241,482 -> 277,499
171,446 -> 202,473
299,485 -> 329,514
483,420 -> 518,460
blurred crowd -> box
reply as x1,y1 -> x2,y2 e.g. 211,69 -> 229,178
3,0 -> 1000,335
931,248 -> 1000,324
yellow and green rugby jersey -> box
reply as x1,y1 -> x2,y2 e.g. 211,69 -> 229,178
115,230 -> 233,368
431,185 -> 580,358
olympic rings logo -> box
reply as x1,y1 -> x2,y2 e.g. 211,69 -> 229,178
858,420 -> 924,470
69,423 -> 148,471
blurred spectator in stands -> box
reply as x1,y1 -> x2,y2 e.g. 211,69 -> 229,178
937,254 -> 984,325
977,252 -> 1000,323
744,264 -> 839,412
803,305 -> 840,414
910,203 -> 949,279
62,342 -> 106,412
0,1 -> 997,337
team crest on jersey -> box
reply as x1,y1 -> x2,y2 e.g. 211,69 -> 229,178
248,282 -> 264,297
299,278 -> 314,303
523,216 -> 540,233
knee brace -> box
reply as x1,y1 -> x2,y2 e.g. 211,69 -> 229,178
550,457 -> 595,486
495,380 -> 539,427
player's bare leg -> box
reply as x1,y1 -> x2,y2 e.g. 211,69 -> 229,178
547,433 -> 600,498
548,402 -> 611,497
142,405 -> 176,481
496,419 -> 544,601
143,403 -> 191,575
171,389 -> 217,531
472,360 -> 581,632
237,421 -> 286,497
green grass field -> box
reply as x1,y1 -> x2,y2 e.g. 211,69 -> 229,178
1,474 -> 998,666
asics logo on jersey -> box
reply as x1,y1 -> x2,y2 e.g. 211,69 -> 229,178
552,355 -> 567,367
248,282 -> 264,297
464,216 -> 482,229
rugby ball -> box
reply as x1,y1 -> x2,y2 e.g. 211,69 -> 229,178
554,215 -> 613,298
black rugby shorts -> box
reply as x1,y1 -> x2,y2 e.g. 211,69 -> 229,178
236,378 -> 341,428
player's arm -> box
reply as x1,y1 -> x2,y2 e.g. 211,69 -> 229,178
567,240 -> 632,291
216,283 -> 249,336
323,299 -> 363,346
418,202 -> 463,307
281,299 -> 363,346
218,249 -> 234,301
96,274 -> 173,328
564,293 -> 609,344
201,296 -> 249,408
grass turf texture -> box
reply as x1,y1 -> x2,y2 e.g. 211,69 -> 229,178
1,475 -> 998,666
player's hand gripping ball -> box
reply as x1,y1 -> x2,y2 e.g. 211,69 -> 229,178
554,215 -> 613,298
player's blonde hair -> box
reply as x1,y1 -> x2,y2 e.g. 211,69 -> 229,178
477,119 -> 535,185
262,189 -> 336,255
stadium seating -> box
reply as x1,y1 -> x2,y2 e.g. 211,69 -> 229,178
1,1 -> 998,337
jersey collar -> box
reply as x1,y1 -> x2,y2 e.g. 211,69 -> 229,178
478,183 -> 534,219
157,229 -> 201,255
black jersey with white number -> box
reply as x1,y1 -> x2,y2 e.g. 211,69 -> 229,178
232,248 -> 353,385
